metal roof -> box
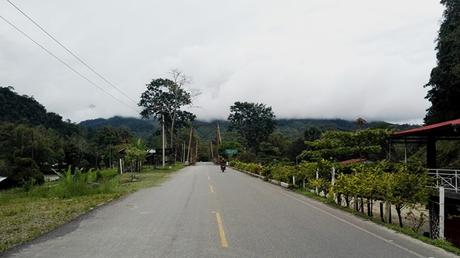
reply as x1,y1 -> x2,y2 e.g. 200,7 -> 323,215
393,118 -> 460,138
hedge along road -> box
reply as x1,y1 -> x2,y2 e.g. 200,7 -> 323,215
3,163 -> 456,258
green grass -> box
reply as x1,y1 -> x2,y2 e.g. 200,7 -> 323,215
295,189 -> 460,256
0,164 -> 184,253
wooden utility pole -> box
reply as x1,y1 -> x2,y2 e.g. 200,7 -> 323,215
210,141 -> 214,160
195,138 -> 198,163
216,123 -> 222,146
216,123 -> 222,159
182,142 -> 186,163
187,126 -> 193,164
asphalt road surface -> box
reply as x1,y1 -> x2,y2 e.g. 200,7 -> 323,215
4,163 -> 457,258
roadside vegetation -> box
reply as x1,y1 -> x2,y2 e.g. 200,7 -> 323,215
0,164 -> 183,253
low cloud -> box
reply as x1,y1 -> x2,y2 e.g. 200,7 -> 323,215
0,0 -> 443,123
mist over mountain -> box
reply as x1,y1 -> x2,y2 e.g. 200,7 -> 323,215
79,116 -> 416,141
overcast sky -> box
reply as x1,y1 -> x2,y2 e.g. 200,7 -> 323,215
0,0 -> 444,123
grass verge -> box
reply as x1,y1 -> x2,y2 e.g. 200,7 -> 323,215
0,164 -> 184,253
295,189 -> 460,256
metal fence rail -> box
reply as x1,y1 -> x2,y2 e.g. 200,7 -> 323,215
428,169 -> 460,193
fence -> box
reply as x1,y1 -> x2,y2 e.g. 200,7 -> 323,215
428,169 -> 460,193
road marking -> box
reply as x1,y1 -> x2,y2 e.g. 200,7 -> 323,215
209,185 -> 214,193
274,189 -> 425,258
208,175 -> 211,180
214,211 -> 229,248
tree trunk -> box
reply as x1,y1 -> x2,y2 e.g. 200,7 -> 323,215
396,205 -> 403,227
387,202 -> 392,224
370,200 -> 374,217
354,196 -> 359,211
380,202 -> 385,222
367,199 -> 371,217
345,195 -> 350,208
360,197 -> 364,213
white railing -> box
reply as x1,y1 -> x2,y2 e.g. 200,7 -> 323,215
428,169 -> 460,193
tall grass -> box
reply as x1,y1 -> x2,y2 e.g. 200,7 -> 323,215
54,169 -> 119,198
22,168 -> 120,198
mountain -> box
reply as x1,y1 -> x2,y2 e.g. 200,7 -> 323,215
79,116 -> 417,141
79,116 -> 157,139
0,86 -> 79,135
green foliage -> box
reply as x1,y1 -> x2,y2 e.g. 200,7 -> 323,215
50,168 -> 119,198
218,141 -> 243,158
228,101 -> 276,152
0,123 -> 64,173
231,160 -> 264,175
0,87 -> 80,136
425,0 -> 460,123
334,161 -> 430,227
138,74 -> 196,154
304,127 -> 322,141
272,165 -> 293,182
299,129 -> 391,162
5,158 -> 44,187
123,139 -> 147,172
80,116 -> 155,139
257,132 -> 291,164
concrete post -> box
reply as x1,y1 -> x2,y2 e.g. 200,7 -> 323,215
315,169 -> 319,195
331,166 -> 336,201
439,186 -> 445,240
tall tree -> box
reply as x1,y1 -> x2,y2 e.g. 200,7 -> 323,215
425,0 -> 460,124
304,127 -> 322,141
228,101 -> 276,152
138,71 -> 195,154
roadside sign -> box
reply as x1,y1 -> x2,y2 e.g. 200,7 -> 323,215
224,149 -> 238,157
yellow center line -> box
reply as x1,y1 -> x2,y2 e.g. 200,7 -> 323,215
214,211 -> 229,248
209,184 -> 214,193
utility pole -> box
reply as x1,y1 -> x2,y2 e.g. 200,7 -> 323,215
187,126 -> 193,164
162,115 -> 165,167
182,142 -> 186,163
216,122 -> 222,159
195,138 -> 198,163
210,141 -> 214,161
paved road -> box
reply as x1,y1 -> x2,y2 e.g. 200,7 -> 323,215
4,163 -> 457,258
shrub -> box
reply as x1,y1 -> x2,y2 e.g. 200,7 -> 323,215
51,168 -> 119,198
5,158 -> 44,187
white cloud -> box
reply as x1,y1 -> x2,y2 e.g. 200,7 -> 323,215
0,0 -> 443,123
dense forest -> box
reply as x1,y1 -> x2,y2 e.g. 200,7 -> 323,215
79,116 -> 415,142
0,87 -> 139,187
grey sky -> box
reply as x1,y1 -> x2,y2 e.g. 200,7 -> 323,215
0,0 -> 444,123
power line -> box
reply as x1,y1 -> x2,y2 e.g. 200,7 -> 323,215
6,0 -> 138,105
0,14 -> 139,112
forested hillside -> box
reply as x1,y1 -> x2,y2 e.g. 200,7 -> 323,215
80,116 -> 156,139
0,86 -> 80,135
0,87 -> 136,187
80,117 -> 416,141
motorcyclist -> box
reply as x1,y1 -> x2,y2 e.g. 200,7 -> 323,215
219,156 -> 227,172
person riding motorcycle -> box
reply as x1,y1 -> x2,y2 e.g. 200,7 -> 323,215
219,157 -> 227,172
